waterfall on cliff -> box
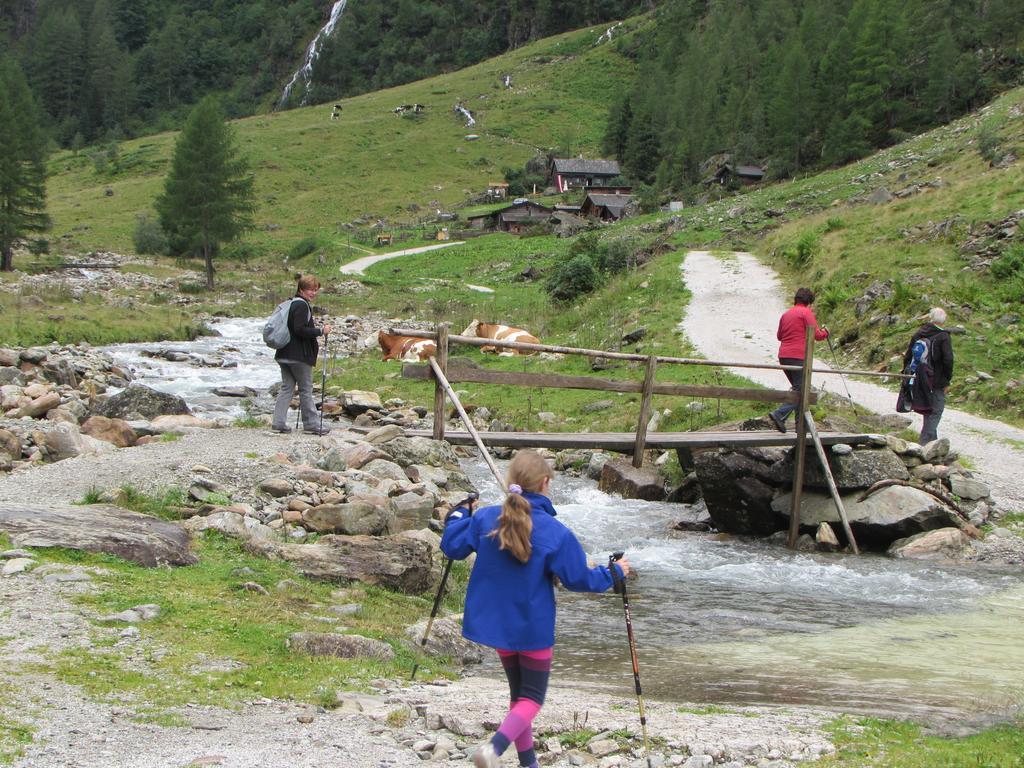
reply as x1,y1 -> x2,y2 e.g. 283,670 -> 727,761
278,0 -> 348,109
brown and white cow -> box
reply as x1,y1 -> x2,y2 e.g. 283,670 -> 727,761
378,331 -> 437,362
460,319 -> 540,355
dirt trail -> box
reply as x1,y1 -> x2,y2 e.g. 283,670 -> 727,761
680,250 -> 1024,513
338,241 -> 465,275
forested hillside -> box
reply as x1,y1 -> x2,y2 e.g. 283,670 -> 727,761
605,0 -> 1024,192
296,0 -> 649,106
0,0 -> 649,146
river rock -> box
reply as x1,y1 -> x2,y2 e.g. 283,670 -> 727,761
212,386 -> 256,398
18,391 -> 61,418
341,390 -> 383,415
42,423 -> 117,461
321,442 -> 390,471
773,485 -> 963,547
95,384 -> 191,420
0,367 -> 24,386
361,458 -> 408,484
783,447 -> 909,491
182,511 -> 277,543
301,501 -> 393,535
287,632 -> 395,660
258,478 -> 293,497
693,450 -> 783,535
887,527 -> 972,561
42,357 -> 79,388
0,503 -> 196,566
364,424 -> 403,444
389,492 -> 435,530
816,522 -> 840,551
921,438 -> 950,463
948,475 -> 990,500
150,414 -> 216,432
81,415 -> 137,448
0,429 -> 20,459
380,436 -> 460,468
0,349 -> 17,367
404,615 -> 484,664
248,534 -> 434,593
599,458 -> 666,501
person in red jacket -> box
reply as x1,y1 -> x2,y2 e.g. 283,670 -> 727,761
768,287 -> 828,433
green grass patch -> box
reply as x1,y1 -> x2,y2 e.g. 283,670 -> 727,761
32,532 -> 462,714
676,704 -> 758,717
820,716 -> 1024,767
0,682 -> 34,765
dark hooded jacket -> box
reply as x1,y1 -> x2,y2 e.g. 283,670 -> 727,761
274,296 -> 322,366
903,323 -> 954,389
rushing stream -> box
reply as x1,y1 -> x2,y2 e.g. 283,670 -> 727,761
102,321 -> 1024,726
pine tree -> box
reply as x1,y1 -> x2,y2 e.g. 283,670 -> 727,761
0,56 -> 49,272
155,96 -> 255,290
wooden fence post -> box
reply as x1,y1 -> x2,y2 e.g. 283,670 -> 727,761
787,326 -> 815,548
432,323 -> 449,441
632,355 -> 658,468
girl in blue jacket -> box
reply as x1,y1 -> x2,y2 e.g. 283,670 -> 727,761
441,450 -> 631,768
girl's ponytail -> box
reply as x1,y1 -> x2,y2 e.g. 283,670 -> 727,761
490,450 -> 552,563
496,492 -> 533,563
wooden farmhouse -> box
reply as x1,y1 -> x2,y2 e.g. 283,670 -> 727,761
580,191 -> 634,221
549,157 -> 621,193
466,200 -> 555,233
701,154 -> 765,187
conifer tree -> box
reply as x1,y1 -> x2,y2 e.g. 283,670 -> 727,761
0,56 -> 49,272
155,96 -> 255,290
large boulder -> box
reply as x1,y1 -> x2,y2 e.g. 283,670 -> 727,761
81,415 -> 137,448
94,384 -> 191,420
18,391 -> 61,418
301,501 -> 393,535
772,485 -> 965,547
598,458 -> 666,501
693,450 -> 785,535
40,423 -> 117,461
887,527 -> 972,562
380,436 -> 460,468
0,428 -> 20,459
287,632 -> 394,660
0,503 -> 196,566
248,534 -> 434,593
319,442 -> 390,471
783,447 -> 910,491
404,615 -> 484,665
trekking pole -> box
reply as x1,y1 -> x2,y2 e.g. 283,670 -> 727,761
609,551 -> 652,767
319,331 -> 329,434
824,333 -> 860,417
410,492 -> 479,681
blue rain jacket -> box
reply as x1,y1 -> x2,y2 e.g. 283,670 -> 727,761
440,492 -> 622,651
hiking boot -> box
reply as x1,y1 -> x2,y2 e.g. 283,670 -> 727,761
271,425 -> 293,433
303,426 -> 331,436
768,412 -> 786,434
472,742 -> 500,768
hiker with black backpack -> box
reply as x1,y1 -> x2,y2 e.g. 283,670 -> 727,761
901,307 -> 954,444
269,274 -> 332,435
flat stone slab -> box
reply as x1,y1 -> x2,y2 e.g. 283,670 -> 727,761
0,503 -> 196,567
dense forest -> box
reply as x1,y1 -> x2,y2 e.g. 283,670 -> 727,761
0,0 -> 649,146
604,0 -> 1024,192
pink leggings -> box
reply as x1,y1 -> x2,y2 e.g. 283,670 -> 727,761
495,647 -> 552,756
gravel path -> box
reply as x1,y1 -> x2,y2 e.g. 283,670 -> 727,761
339,241 -> 466,275
680,250 -> 1024,513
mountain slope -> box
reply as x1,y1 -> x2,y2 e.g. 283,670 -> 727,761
44,20 -> 643,254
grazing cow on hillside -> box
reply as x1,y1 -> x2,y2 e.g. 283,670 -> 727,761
461,319 -> 540,355
378,331 -> 437,362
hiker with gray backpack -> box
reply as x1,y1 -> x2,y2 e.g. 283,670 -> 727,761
898,307 -> 954,444
264,274 -> 332,435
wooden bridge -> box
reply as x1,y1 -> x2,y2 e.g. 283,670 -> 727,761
389,324 -> 901,552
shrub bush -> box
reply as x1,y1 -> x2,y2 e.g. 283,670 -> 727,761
132,212 -> 169,255
785,230 -> 818,268
546,256 -> 598,303
817,284 -> 852,314
288,236 -> 319,260
991,244 -> 1024,280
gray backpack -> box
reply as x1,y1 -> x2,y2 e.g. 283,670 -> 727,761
263,299 -> 304,349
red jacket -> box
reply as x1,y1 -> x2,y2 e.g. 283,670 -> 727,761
777,304 -> 828,360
